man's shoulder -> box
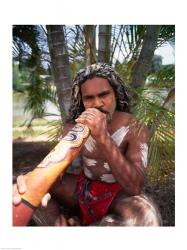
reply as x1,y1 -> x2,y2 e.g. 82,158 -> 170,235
118,112 -> 147,125
115,111 -> 149,136
115,111 -> 135,125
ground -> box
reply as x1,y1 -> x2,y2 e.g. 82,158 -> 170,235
13,140 -> 175,226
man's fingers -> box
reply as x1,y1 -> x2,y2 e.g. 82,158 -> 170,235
41,193 -> 51,207
12,174 -> 28,205
17,175 -> 27,194
68,216 -> 81,226
55,214 -> 68,226
12,184 -> 22,205
12,194 -> 21,205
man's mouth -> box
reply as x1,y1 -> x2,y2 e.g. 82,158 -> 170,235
97,107 -> 108,114
97,108 -> 112,121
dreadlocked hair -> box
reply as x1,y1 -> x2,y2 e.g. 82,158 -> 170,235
67,63 -> 131,123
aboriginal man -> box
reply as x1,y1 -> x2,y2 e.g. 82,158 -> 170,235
13,63 -> 162,226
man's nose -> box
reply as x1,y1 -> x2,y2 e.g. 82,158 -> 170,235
93,97 -> 103,108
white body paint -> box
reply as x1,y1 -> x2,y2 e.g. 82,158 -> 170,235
84,135 -> 96,152
84,167 -> 93,179
111,126 -> 129,146
100,173 -> 116,183
103,162 -> 110,171
121,217 -> 137,226
84,126 -> 129,153
83,126 -> 129,182
83,156 -> 97,166
104,215 -> 115,223
140,143 -> 148,168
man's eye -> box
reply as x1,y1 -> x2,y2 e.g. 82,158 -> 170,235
83,96 -> 93,100
100,92 -> 109,97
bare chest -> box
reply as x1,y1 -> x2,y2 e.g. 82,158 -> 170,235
81,125 -> 130,182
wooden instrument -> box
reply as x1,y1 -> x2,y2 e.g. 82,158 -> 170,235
13,123 -> 90,226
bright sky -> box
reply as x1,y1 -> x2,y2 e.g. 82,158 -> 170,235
155,41 -> 175,65
113,35 -> 175,66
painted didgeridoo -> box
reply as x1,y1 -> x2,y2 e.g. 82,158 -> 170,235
13,123 -> 90,226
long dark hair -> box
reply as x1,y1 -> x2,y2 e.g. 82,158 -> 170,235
67,63 -> 131,123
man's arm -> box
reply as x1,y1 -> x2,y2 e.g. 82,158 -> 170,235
97,122 -> 149,195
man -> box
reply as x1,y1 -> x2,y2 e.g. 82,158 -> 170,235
13,63 -> 162,226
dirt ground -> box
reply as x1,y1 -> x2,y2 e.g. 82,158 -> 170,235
13,140 -> 175,226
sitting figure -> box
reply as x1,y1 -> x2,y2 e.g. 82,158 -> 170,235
13,63 -> 162,226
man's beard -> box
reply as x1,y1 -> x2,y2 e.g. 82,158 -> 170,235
97,107 -> 112,122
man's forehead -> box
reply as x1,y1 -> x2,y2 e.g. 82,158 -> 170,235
81,77 -> 113,93
81,76 -> 110,86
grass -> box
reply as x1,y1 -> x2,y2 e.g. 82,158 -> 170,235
13,129 -> 46,138
13,118 -> 49,128
13,117 -> 56,141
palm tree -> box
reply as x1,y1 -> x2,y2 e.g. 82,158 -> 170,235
131,25 -> 161,88
98,25 -> 112,63
83,25 -> 97,66
46,25 -> 72,120
13,25 -> 55,126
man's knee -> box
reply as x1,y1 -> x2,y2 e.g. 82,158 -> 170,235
137,195 -> 162,226
112,194 -> 162,226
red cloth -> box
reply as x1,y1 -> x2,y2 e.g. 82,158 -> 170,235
76,171 -> 122,225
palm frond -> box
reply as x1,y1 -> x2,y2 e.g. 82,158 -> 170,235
132,87 -> 175,183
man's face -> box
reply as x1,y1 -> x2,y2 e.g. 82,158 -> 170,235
81,77 -> 117,120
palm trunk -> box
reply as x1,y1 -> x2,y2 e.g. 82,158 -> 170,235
131,25 -> 161,88
98,25 -> 112,63
83,25 -> 96,66
162,87 -> 175,110
46,25 -> 72,120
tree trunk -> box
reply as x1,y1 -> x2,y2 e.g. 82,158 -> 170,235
131,25 -> 161,88
83,25 -> 96,66
162,87 -> 175,110
98,25 -> 112,63
46,25 -> 72,120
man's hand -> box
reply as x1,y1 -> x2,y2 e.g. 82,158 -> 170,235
75,108 -> 108,143
12,174 -> 51,207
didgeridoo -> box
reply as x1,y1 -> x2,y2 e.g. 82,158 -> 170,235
13,123 -> 90,226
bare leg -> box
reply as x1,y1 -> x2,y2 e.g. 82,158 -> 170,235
95,193 -> 162,226
32,198 -> 64,226
31,173 -> 81,226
